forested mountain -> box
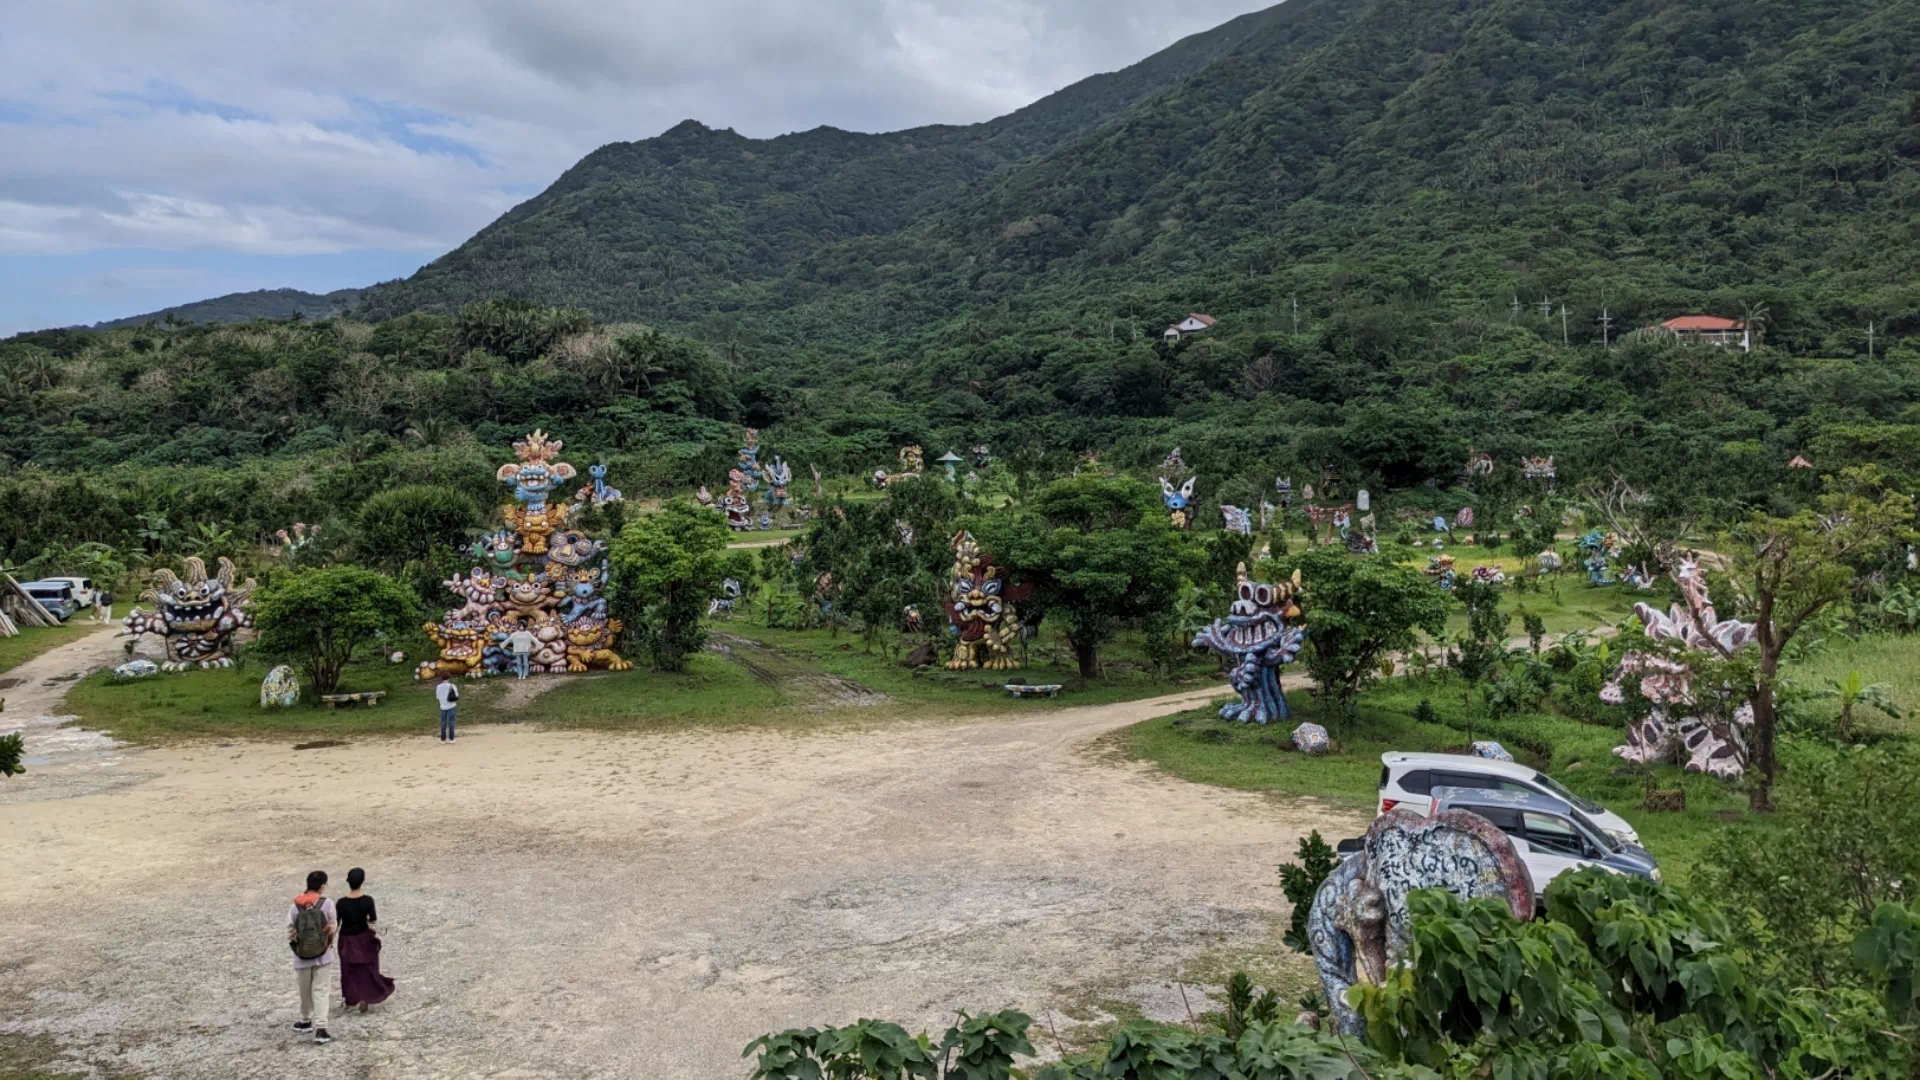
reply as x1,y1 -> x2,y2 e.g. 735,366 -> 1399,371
354,2 -> 1301,322
92,287 -> 362,330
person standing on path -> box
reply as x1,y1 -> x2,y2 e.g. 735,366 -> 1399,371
334,867 -> 395,1013
95,588 -> 113,623
507,621 -> 536,681
287,870 -> 337,1044
435,675 -> 459,742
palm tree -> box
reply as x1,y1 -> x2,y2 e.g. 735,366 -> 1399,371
1739,300 -> 1772,348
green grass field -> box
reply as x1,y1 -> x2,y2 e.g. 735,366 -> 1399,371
0,621 -> 103,676
1783,635 -> 1920,738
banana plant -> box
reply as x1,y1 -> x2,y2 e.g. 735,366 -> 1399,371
1826,669 -> 1903,742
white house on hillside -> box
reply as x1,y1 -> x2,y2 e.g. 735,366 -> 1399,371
1163,313 -> 1217,341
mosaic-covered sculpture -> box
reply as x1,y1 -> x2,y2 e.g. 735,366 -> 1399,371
420,432 -> 628,681
871,445 -> 925,490
1537,549 -> 1564,573
943,531 -> 1031,671
1454,506 -> 1474,530
1577,529 -> 1620,585
123,556 -> 257,671
1309,810 -> 1534,1037
971,445 -> 991,468
1603,559 -> 1759,779
573,463 -> 623,507
1292,722 -> 1330,755
1222,505 -> 1252,536
722,470 -> 754,530
260,665 -> 300,708
765,457 -> 792,510
707,577 -> 742,617
1471,565 -> 1506,585
1161,477 -> 1196,530
1275,476 -> 1293,509
1464,449 -> 1495,478
1522,455 -> 1556,482
737,428 -> 763,492
1424,554 -> 1458,590
1622,562 -> 1657,590
1191,564 -> 1306,724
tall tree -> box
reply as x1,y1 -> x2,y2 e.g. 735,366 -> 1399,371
972,473 -> 1198,678
254,567 -> 422,694
608,498 -> 744,671
1268,547 -> 1449,724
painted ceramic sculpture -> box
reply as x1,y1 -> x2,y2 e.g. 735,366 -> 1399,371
943,531 -> 1031,671
722,470 -> 754,530
871,445 -> 925,490
419,432 -> 625,681
1464,449 -> 1495,477
1471,565 -> 1506,585
1222,505 -> 1253,536
1603,559 -> 1759,779
737,428 -> 762,492
1309,809 -> 1533,1036
1522,455 -> 1556,481
123,556 -> 257,670
1191,564 -> 1307,724
764,456 -> 792,510
1578,529 -> 1621,585
1161,477 -> 1196,530
260,664 -> 301,708
707,578 -> 742,617
1424,554 -> 1458,590
1275,476 -> 1293,510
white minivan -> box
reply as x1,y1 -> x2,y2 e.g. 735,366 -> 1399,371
1377,751 -> 1641,847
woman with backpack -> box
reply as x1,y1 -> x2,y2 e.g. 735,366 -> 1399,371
286,870 -> 337,1044
334,866 -> 395,1012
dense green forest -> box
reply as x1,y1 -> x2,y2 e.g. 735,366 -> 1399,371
2,0 -> 1918,563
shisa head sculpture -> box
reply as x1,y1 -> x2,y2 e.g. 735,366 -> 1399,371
971,445 -> 991,468
1522,455 -> 1556,481
124,556 -> 258,670
1221,505 -> 1253,536
944,531 -> 1031,671
1161,477 -> 1197,529
1309,809 -> 1533,1036
497,430 -> 576,510
1191,564 -> 1306,724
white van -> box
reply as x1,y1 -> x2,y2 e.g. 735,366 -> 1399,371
1377,751 -> 1640,847
43,576 -> 96,609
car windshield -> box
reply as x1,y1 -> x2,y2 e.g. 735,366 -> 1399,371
1569,808 -> 1621,851
1529,770 -> 1605,816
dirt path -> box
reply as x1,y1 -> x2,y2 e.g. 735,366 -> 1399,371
0,639 -> 1362,1079
0,626 -> 147,801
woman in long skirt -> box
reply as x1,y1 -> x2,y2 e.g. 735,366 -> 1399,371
334,867 -> 395,1012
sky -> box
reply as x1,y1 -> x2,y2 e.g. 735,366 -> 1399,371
0,0 -> 1269,335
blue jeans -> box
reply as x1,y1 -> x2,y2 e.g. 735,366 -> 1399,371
439,708 -> 456,740
514,653 -> 530,680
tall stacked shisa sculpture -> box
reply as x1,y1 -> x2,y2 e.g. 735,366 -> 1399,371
1160,477 -> 1197,530
123,556 -> 257,670
418,431 -> 632,680
943,531 -> 1030,671
1191,564 -> 1307,724
1603,559 -> 1758,778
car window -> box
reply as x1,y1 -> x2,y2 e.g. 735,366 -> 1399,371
1523,812 -> 1587,858
1435,771 -> 1494,790
1474,807 -> 1525,834
1396,770 -> 1433,795
1527,771 -> 1606,815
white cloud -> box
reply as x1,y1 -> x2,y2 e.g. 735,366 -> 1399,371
0,0 -> 1269,260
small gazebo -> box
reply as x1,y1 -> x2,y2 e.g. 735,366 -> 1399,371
935,451 -> 964,482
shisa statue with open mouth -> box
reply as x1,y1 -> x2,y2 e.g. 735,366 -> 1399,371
123,556 -> 256,671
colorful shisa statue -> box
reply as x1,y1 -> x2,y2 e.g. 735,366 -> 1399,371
1308,810 -> 1533,1037
1603,559 -> 1758,779
418,432 -> 626,680
1345,528 -> 1378,555
1622,562 -> 1658,590
1274,476 -> 1293,511
1332,505 -> 1353,535
1424,554 -> 1458,590
1160,477 -> 1197,530
274,522 -> 315,559
721,470 -> 754,530
943,531 -> 1030,671
736,428 -> 762,492
1464,448 -> 1495,478
695,485 -> 716,511
764,457 -> 793,510
497,430 -> 575,558
123,556 -> 257,670
1522,455 -> 1556,482
1471,564 -> 1507,585
1536,549 -> 1564,573
871,445 -> 925,490
1577,529 -> 1621,584
1221,505 -> 1253,536
902,604 -> 923,633
707,578 -> 742,618
970,445 -> 991,469
574,463 -> 623,507
1454,506 -> 1475,530
1191,564 -> 1306,724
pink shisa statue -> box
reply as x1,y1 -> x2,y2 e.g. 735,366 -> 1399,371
1602,559 -> 1759,779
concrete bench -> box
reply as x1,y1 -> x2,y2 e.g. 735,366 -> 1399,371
1004,683 -> 1062,699
319,691 -> 388,709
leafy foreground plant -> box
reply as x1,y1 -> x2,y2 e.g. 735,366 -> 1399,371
745,871 -> 1920,1079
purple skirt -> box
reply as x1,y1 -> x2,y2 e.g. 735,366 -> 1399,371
338,932 -> 395,1006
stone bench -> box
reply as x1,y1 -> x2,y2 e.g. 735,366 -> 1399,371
1004,683 -> 1062,699
319,691 -> 388,709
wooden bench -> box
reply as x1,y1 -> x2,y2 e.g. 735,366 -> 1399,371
1004,683 -> 1063,699
320,691 -> 388,709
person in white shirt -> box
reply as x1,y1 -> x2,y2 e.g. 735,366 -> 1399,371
506,623 -> 537,680
435,676 -> 460,742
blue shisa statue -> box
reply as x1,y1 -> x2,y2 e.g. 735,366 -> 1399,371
1578,529 -> 1621,585
764,456 -> 793,510
1161,477 -> 1196,530
1192,564 -> 1307,724
736,428 -> 762,492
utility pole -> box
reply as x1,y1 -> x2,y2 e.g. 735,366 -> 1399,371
1508,295 -> 1521,322
1868,321 -> 1875,361
1559,303 -> 1570,346
1539,295 -> 1553,320
1596,307 -> 1614,347
1291,294 -> 1299,332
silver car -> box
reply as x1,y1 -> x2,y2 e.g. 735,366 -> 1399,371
1428,786 -> 1660,899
